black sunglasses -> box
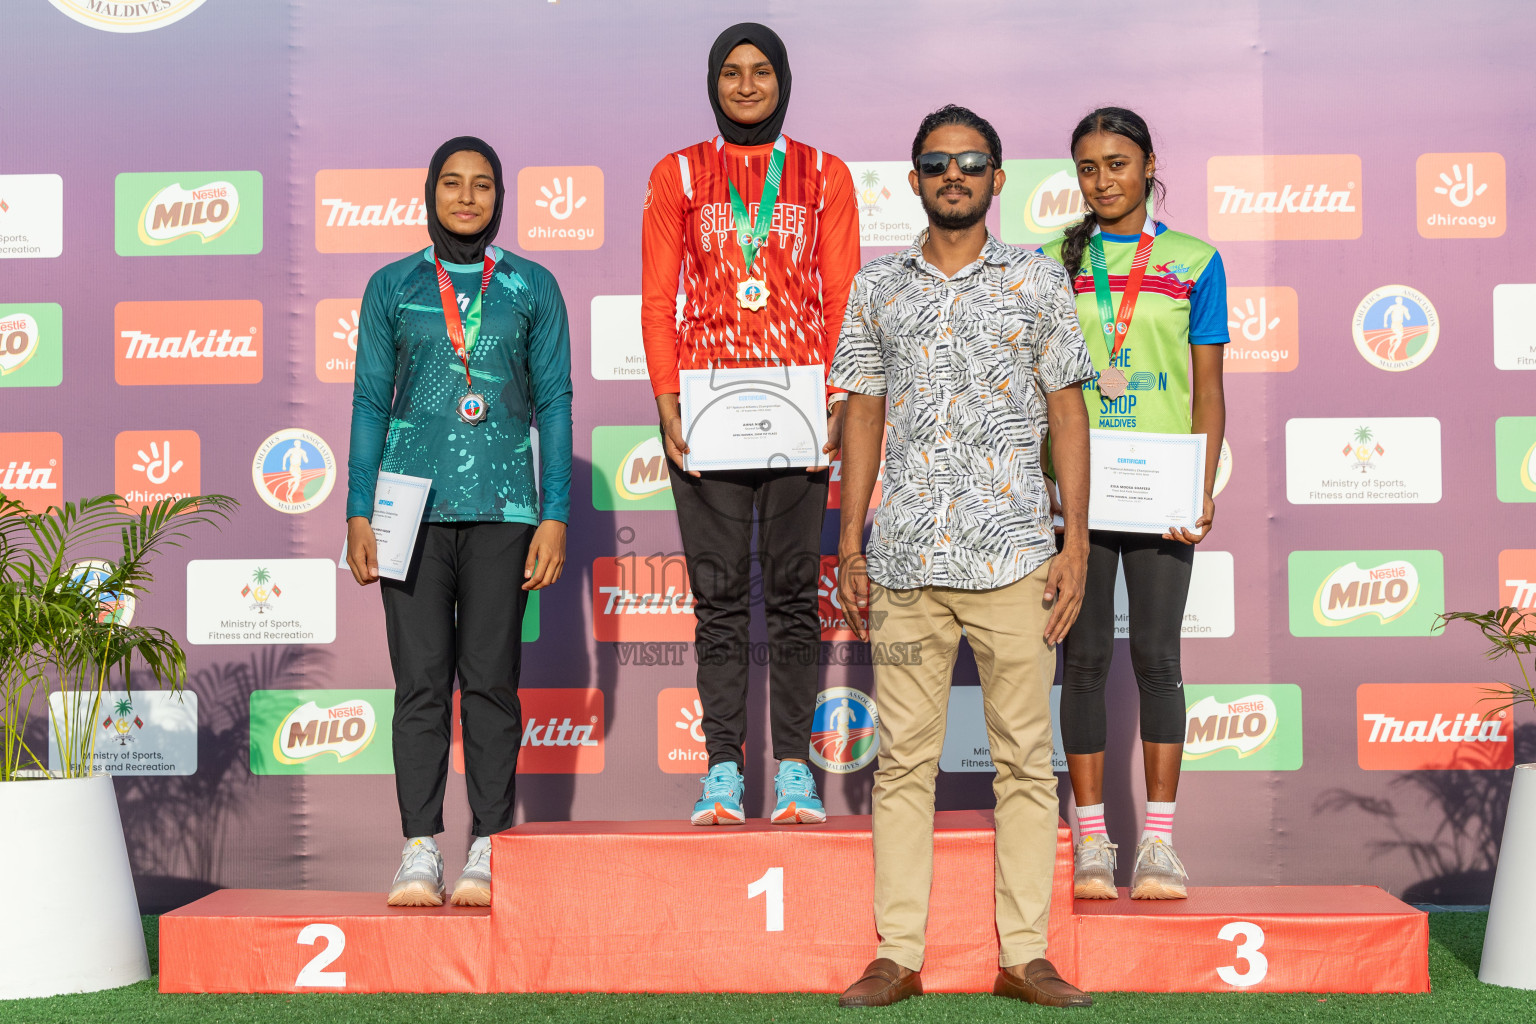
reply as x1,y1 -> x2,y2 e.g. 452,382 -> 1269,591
915,150 -> 994,177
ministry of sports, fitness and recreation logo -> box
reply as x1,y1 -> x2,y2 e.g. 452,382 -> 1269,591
1352,285 -> 1439,372
251,429 -> 335,514
809,687 -> 879,773
49,0 -> 209,32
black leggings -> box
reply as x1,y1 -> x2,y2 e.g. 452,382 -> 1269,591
1059,530 -> 1194,754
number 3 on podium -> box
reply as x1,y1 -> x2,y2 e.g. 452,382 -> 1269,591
747,867 -> 784,932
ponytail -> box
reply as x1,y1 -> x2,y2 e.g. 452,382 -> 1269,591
1059,211 -> 1097,280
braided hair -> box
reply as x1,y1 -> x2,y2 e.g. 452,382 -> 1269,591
1059,107 -> 1166,279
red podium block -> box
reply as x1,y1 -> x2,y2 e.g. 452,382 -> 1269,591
159,890 -> 490,993
157,814 -> 1428,995
1073,885 -> 1429,993
489,810 -> 1074,994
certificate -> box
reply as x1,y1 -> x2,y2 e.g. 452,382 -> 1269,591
371,472 -> 431,580
679,364 -> 828,471
1087,430 -> 1206,534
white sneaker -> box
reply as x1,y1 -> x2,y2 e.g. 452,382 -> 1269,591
451,836 -> 492,907
387,836 -> 444,907
1073,835 -> 1119,899
1129,836 -> 1189,900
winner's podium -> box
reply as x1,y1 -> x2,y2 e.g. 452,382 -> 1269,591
161,811 -> 1428,994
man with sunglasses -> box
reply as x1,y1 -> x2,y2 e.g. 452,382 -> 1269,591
832,105 -> 1094,1008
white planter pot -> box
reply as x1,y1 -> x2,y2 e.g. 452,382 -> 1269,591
0,774 -> 151,998
1481,762 -> 1536,989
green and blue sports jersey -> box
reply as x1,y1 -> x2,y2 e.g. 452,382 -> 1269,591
1040,223 -> 1226,434
347,245 -> 573,524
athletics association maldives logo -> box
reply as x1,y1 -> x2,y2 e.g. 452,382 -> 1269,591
1352,286 -> 1439,371
251,429 -> 335,514
48,0 -> 209,32
67,559 -> 136,626
809,687 -> 879,773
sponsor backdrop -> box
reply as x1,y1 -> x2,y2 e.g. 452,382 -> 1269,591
3,0 -> 1532,908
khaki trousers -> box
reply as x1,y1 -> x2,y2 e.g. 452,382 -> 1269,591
869,564 -> 1058,970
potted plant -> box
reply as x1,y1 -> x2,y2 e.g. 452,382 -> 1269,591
1435,606 -> 1536,990
0,492 -> 234,999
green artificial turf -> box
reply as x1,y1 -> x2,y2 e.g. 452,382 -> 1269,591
1,913 -> 1532,1023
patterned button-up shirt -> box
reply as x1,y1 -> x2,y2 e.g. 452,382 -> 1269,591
830,231 -> 1093,591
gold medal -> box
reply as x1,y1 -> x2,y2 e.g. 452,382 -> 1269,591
737,276 -> 770,312
1098,366 -> 1128,400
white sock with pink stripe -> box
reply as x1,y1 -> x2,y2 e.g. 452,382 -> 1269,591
1142,802 -> 1175,844
1074,803 -> 1107,843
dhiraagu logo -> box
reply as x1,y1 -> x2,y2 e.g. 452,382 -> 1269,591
115,172 -> 263,256
592,426 -> 675,511
999,159 -> 1081,244
1495,416 -> 1536,502
1288,550 -> 1444,638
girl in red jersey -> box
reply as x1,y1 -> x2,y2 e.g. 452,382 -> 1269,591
641,22 -> 860,826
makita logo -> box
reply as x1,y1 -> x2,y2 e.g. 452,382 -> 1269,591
1356,684 -> 1514,770
319,195 -> 428,229
1206,155 -> 1363,241
591,556 -> 697,642
1506,578 -> 1536,610
1314,560 -> 1419,625
0,460 -> 57,491
1184,694 -> 1277,758
120,328 -> 258,359
1212,183 -> 1356,215
139,181 -> 240,244
1362,712 -> 1506,745
598,585 -> 696,616
453,688 -> 605,773
521,717 -> 599,747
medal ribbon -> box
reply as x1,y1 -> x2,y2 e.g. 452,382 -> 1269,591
1087,219 -> 1157,366
434,252 -> 496,391
716,135 -> 787,277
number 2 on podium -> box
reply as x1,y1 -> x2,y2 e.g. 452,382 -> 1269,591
295,923 -> 347,988
747,867 -> 784,932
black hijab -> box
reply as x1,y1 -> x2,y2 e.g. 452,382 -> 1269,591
425,136 -> 504,265
707,23 -> 791,146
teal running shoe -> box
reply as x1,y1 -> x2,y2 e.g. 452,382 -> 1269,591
771,760 -> 826,824
691,761 -> 746,825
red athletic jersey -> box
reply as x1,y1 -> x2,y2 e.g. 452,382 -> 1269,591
640,136 -> 860,397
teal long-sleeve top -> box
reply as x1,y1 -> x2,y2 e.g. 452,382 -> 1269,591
346,246 -> 573,525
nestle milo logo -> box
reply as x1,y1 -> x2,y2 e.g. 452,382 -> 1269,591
249,689 -> 394,775
1288,550 -> 1443,638
115,171 -> 264,256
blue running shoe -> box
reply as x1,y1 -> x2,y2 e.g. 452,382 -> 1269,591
691,761 -> 746,825
771,761 -> 827,824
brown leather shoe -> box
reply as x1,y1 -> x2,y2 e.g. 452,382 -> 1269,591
839,958 -> 922,1007
993,958 -> 1092,1007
